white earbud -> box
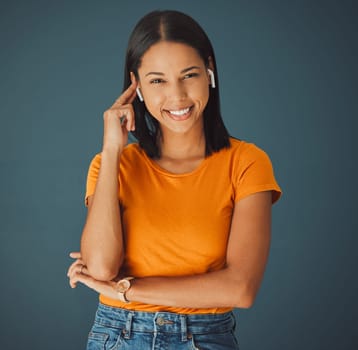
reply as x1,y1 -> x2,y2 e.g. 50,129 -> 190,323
207,69 -> 216,88
136,87 -> 144,101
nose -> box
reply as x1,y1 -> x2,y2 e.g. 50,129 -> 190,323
166,81 -> 187,101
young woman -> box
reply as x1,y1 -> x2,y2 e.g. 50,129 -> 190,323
67,10 -> 281,349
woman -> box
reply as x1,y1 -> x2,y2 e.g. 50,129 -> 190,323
67,10 -> 281,349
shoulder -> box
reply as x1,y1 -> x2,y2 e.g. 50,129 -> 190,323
120,143 -> 147,169
121,142 -> 143,158
215,137 -> 269,163
227,138 -> 281,203
228,137 -> 275,170
88,143 -> 143,165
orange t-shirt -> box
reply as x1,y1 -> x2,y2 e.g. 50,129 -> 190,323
84,138 -> 282,314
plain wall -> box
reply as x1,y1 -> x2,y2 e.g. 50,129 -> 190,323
0,0 -> 357,349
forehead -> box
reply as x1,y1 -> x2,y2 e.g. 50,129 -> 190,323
139,41 -> 205,72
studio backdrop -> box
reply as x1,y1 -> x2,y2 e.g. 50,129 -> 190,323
0,1 -> 357,349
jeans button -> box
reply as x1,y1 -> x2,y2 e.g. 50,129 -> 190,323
156,317 -> 165,326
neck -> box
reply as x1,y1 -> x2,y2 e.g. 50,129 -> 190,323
158,127 -> 206,161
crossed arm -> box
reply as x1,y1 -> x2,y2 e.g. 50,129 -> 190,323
67,189 -> 273,309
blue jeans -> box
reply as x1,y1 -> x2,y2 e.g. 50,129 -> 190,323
86,303 -> 240,349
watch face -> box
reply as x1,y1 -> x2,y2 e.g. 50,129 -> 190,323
116,279 -> 130,293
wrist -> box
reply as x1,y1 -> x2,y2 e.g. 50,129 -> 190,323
101,145 -> 123,156
115,277 -> 135,303
124,278 -> 137,302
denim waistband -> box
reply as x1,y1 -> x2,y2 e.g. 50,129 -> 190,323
94,303 -> 236,340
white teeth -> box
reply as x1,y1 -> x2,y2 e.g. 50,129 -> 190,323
169,107 -> 190,116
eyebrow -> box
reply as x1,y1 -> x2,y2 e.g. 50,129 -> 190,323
145,66 -> 201,77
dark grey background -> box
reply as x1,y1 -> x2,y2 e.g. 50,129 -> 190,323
1,0 -> 357,349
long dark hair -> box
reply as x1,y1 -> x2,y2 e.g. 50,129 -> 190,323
123,10 -> 231,158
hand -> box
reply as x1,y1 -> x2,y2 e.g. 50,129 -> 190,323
102,77 -> 138,153
67,252 -> 119,299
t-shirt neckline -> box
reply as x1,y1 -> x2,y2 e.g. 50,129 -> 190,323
140,147 -> 210,178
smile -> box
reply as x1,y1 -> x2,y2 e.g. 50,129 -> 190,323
169,107 -> 191,116
165,106 -> 193,120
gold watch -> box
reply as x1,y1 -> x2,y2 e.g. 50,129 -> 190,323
115,277 -> 134,303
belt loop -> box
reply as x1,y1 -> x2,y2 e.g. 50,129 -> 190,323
123,311 -> 134,339
180,314 -> 188,342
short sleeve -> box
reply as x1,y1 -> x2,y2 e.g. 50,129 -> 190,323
234,144 -> 282,204
84,153 -> 102,207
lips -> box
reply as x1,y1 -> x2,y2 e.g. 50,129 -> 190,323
164,106 -> 193,120
169,107 -> 191,116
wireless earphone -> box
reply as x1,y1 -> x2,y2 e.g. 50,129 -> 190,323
207,69 -> 216,88
136,87 -> 144,101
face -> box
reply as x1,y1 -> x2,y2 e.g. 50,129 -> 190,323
136,41 -> 212,135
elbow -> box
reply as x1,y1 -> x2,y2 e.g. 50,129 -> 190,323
236,295 -> 255,309
82,254 -> 124,282
88,266 -> 119,281
232,282 -> 258,309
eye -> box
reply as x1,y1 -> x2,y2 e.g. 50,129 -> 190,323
150,78 -> 165,84
183,72 -> 199,80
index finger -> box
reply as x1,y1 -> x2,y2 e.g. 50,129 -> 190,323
111,81 -> 137,108
69,252 -> 81,259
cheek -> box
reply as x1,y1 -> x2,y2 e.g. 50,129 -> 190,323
144,93 -> 163,115
195,85 -> 210,107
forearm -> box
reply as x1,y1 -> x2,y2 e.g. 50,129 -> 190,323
81,148 -> 124,280
126,267 -> 257,309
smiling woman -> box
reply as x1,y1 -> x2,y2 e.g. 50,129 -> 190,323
67,10 -> 281,350
124,10 -> 230,160
137,42 -> 210,142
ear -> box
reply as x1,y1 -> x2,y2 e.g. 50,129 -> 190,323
207,56 -> 214,72
130,71 -> 138,86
